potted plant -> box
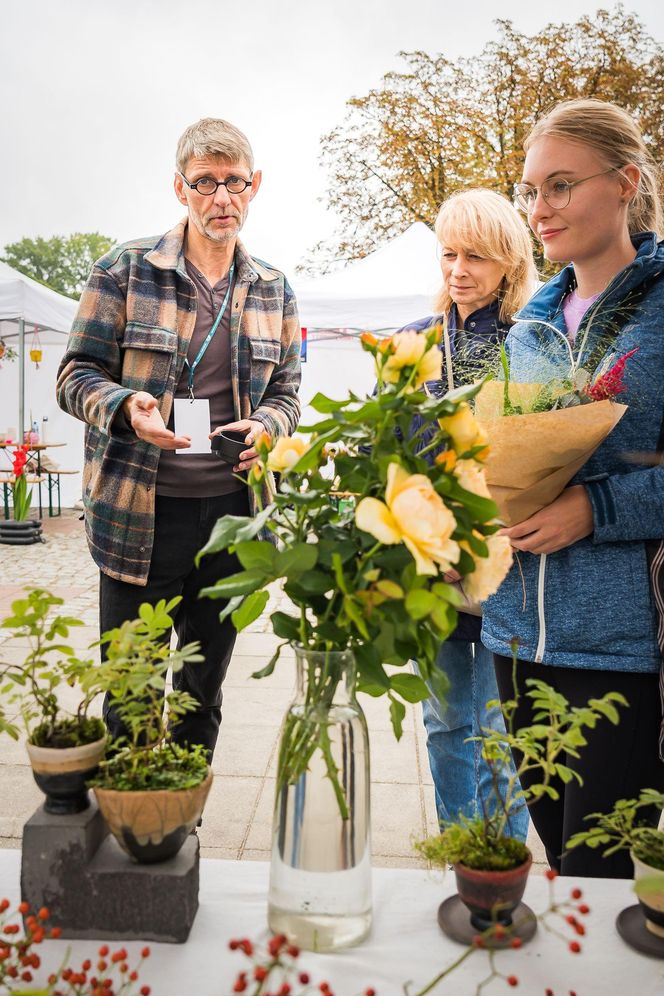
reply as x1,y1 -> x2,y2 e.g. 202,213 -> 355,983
86,597 -> 212,864
0,445 -> 42,546
196,327 -> 516,949
415,657 -> 627,945
566,788 -> 664,952
0,589 -> 106,814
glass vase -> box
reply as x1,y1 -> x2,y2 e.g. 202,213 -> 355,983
267,645 -> 372,951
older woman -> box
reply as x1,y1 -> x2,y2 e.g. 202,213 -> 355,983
408,189 -> 537,835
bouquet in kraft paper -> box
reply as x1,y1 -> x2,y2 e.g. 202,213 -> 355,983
473,345 -> 635,525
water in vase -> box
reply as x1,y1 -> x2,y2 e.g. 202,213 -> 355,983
267,700 -> 372,952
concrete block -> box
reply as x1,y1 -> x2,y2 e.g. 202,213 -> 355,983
20,801 -> 200,943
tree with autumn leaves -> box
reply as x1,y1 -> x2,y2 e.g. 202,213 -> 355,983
302,7 -> 664,272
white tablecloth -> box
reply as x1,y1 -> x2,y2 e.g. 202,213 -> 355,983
0,850 -> 662,995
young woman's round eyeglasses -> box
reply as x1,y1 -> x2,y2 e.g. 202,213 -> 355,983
513,168 -> 616,214
179,172 -> 253,195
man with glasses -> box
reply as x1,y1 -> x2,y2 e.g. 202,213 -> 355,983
57,117 -> 301,758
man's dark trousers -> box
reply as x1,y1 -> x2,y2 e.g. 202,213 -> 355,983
100,490 -> 250,756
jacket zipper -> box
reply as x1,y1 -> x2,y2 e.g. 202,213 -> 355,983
535,554 -> 547,663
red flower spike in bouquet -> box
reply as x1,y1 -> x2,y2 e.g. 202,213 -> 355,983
585,348 -> 639,401
10,445 -> 33,521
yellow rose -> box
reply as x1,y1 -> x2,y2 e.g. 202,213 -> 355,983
382,330 -> 442,389
454,459 -> 492,499
355,463 -> 459,575
463,532 -> 513,602
267,436 -> 308,474
439,403 -> 487,455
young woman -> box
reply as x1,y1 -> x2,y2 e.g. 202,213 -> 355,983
409,189 -> 537,835
482,99 -> 664,877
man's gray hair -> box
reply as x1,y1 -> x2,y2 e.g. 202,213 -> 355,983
176,118 -> 254,173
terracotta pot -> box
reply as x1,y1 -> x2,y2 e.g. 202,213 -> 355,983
26,736 -> 107,815
94,769 -> 213,864
454,850 -> 532,931
632,850 -> 664,938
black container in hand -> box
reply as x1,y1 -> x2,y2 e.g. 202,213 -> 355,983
211,430 -> 247,464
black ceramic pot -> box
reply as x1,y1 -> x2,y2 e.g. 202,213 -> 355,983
26,738 -> 107,814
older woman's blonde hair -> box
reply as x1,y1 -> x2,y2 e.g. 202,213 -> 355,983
433,189 -> 538,324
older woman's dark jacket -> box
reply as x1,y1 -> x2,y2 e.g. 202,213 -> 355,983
403,299 -> 511,641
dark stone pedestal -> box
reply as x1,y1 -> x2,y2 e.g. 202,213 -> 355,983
21,801 -> 200,943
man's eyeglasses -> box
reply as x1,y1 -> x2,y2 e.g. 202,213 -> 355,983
513,168 -> 616,214
179,172 -> 253,195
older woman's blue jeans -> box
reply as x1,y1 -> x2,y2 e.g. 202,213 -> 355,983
418,639 -> 529,841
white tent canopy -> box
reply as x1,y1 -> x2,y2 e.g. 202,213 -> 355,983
0,261 -> 77,439
0,260 -> 78,337
293,222 -> 440,331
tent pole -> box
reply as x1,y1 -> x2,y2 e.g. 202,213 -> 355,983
18,318 -> 25,442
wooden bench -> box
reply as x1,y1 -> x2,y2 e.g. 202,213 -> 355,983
0,475 -> 46,520
44,469 -> 80,517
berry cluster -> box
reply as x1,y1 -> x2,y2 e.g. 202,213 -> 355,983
0,898 -> 151,995
229,932 -> 376,995
411,872 -> 592,994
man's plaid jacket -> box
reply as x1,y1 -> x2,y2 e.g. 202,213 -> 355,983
56,219 -> 301,585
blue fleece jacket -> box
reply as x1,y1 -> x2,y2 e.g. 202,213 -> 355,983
482,233 -> 664,673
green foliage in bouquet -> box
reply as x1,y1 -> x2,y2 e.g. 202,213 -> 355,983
196,327 -> 515,812
493,303 -> 640,417
197,327 -> 509,739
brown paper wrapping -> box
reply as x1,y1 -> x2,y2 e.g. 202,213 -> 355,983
474,383 -> 627,525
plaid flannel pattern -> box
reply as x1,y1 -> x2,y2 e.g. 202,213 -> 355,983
56,219 -> 301,585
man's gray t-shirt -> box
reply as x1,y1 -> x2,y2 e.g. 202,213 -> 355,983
156,258 -> 243,497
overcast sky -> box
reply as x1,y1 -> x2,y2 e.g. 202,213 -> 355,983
1,0 -> 663,276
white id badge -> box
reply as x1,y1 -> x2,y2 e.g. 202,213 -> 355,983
174,398 -> 212,454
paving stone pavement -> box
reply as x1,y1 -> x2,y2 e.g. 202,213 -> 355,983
0,511 -> 546,871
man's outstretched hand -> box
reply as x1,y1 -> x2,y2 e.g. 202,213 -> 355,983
123,392 -> 191,450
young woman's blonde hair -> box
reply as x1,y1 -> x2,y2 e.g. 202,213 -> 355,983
433,189 -> 538,323
524,98 -> 663,238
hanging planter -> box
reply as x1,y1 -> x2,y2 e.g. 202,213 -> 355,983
30,325 -> 42,367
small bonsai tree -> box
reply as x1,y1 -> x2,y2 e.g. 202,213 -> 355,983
86,597 -> 209,791
416,652 -> 628,871
566,789 -> 664,871
0,589 -> 104,747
